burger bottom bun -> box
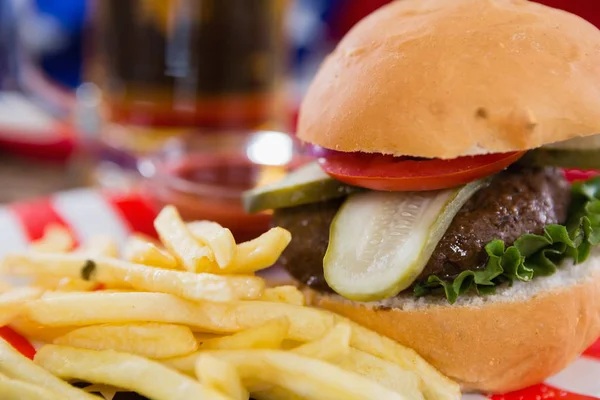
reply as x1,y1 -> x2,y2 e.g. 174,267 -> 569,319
303,254 -> 600,393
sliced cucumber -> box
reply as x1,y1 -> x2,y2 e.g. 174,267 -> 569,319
520,148 -> 600,170
242,161 -> 361,213
324,180 -> 487,301
544,134 -> 600,150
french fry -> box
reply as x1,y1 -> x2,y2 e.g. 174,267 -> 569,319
0,204 -> 461,400
0,372 -> 66,400
29,275 -> 98,292
291,323 -> 351,362
53,323 -> 198,359
123,235 -> 178,269
160,352 -> 199,376
24,293 -> 336,341
341,318 -> 461,400
57,277 -> 99,292
0,287 -> 44,326
30,276 -> 57,290
76,235 -> 119,258
9,316 -> 75,343
24,293 -> 457,400
261,285 -> 305,306
0,279 -> 11,292
195,354 -> 249,400
171,293 -> 457,399
164,318 -> 290,375
29,224 -> 74,254
35,345 -> 231,400
3,253 -> 264,302
339,349 -> 424,400
153,206 -> 216,272
202,349 -> 405,400
201,317 -> 289,350
188,221 -> 236,268
40,291 -> 89,299
0,339 -> 96,399
228,227 -> 291,274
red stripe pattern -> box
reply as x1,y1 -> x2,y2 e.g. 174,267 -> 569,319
491,383 -> 599,400
9,197 -> 78,244
583,339 -> 600,360
103,192 -> 158,239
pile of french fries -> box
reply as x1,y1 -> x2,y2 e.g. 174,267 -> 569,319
0,205 -> 461,400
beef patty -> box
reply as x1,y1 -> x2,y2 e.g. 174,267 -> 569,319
272,167 -> 572,294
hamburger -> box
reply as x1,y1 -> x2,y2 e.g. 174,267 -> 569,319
243,0 -> 600,394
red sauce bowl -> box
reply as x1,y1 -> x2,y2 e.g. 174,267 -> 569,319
138,130 -> 309,242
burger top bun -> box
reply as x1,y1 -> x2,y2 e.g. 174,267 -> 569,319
297,0 -> 600,159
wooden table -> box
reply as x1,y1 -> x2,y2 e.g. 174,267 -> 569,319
0,151 -> 75,204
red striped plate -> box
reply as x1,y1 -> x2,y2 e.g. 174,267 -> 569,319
1,188 -> 599,399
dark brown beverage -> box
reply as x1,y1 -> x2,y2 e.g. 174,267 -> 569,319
91,0 -> 287,129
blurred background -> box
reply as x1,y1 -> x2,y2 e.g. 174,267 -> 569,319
0,0 -> 597,239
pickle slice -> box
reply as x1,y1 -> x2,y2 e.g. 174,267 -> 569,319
520,148 -> 600,170
242,162 -> 361,213
324,180 -> 487,301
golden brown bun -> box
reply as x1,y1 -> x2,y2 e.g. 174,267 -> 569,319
298,0 -> 600,159
303,255 -> 600,393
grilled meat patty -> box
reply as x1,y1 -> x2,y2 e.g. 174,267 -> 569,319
272,167 -> 571,294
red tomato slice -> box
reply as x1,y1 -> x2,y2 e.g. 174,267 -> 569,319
563,169 -> 600,183
318,151 -> 525,191
0,326 -> 36,359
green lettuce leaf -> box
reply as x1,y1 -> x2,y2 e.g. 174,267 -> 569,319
413,176 -> 600,304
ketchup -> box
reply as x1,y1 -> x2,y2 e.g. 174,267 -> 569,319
142,152 -> 290,242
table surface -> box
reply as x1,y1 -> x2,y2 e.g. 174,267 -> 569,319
0,152 -> 75,204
